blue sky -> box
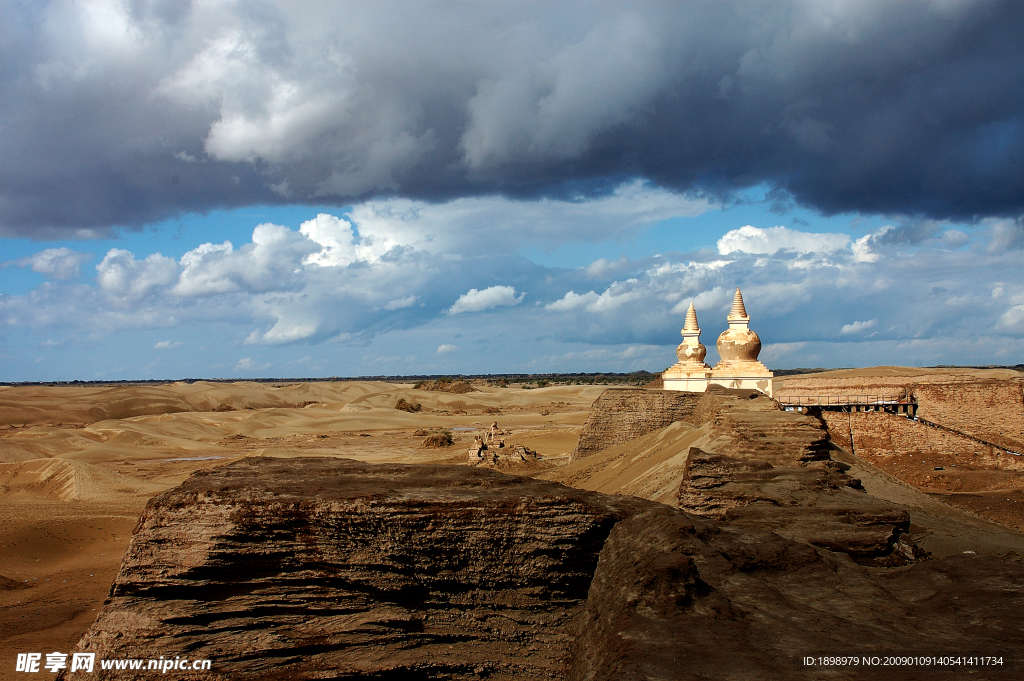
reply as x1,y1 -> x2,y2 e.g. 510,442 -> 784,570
1,1 -> 1023,381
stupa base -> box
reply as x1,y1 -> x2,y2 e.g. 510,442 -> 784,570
663,375 -> 711,392
662,363 -> 712,393
710,361 -> 774,397
708,375 -> 774,397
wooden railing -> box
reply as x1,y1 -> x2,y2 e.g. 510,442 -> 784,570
776,394 -> 910,407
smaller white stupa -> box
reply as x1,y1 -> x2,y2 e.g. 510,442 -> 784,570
663,288 -> 774,397
661,303 -> 712,392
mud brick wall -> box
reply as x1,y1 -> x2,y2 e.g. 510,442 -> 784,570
570,388 -> 704,461
913,382 -> 1024,453
821,411 -> 1024,472
820,411 -> 854,451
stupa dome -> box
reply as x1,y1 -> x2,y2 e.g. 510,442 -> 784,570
676,303 -> 707,364
716,288 -> 762,362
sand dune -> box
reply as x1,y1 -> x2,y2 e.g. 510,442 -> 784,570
0,383 -> 604,466
0,380 -> 412,428
0,459 -> 163,502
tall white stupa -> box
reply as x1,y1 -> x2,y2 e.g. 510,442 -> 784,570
663,288 -> 774,397
710,288 -> 774,396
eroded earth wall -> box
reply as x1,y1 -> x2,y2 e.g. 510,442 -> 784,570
67,458 -> 652,680
914,381 -> 1024,453
822,411 -> 1024,490
569,388 -> 703,461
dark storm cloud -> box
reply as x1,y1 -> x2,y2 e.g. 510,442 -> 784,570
2,0 -> 1023,236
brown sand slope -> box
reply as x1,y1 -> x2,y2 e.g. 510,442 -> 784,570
0,459 -> 163,502
540,420 -> 705,503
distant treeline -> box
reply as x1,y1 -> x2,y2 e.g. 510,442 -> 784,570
3,365 -> 1021,388
771,364 -> 1024,377
2,370 -> 662,388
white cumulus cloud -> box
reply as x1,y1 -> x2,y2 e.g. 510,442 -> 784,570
547,281 -> 644,314
382,295 -> 419,310
840,319 -> 878,335
300,214 -> 361,267
448,285 -> 524,314
546,291 -> 600,311
436,344 -> 458,354
96,249 -> 178,299
173,223 -> 317,297
7,247 -> 91,279
717,225 -> 850,256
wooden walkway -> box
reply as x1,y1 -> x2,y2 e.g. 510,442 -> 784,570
776,394 -> 917,416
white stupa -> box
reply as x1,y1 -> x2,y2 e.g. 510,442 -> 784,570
663,288 -> 774,397
661,303 -> 712,392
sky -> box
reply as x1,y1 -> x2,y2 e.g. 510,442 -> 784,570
1,0 -> 1023,382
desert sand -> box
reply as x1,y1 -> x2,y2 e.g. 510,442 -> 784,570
0,380 -> 602,664
2,369 -> 1023,674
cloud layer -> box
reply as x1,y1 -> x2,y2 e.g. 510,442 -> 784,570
4,194 -> 1023,380
3,1 -> 1023,236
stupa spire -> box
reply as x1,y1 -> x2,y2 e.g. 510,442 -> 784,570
683,302 -> 699,332
671,301 -> 708,370
728,288 -> 749,321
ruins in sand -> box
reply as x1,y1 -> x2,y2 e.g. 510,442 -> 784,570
467,421 -> 538,464
662,287 -> 774,397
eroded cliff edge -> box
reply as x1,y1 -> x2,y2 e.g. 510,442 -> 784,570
554,386 -> 921,567
67,452 -> 1024,680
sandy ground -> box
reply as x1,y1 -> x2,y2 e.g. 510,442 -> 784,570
0,381 -> 603,667
776,365 -> 1024,385
3,371 -> 1023,669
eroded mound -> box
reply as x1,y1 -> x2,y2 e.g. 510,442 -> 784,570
66,458 -> 1024,680
68,458 -> 648,680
